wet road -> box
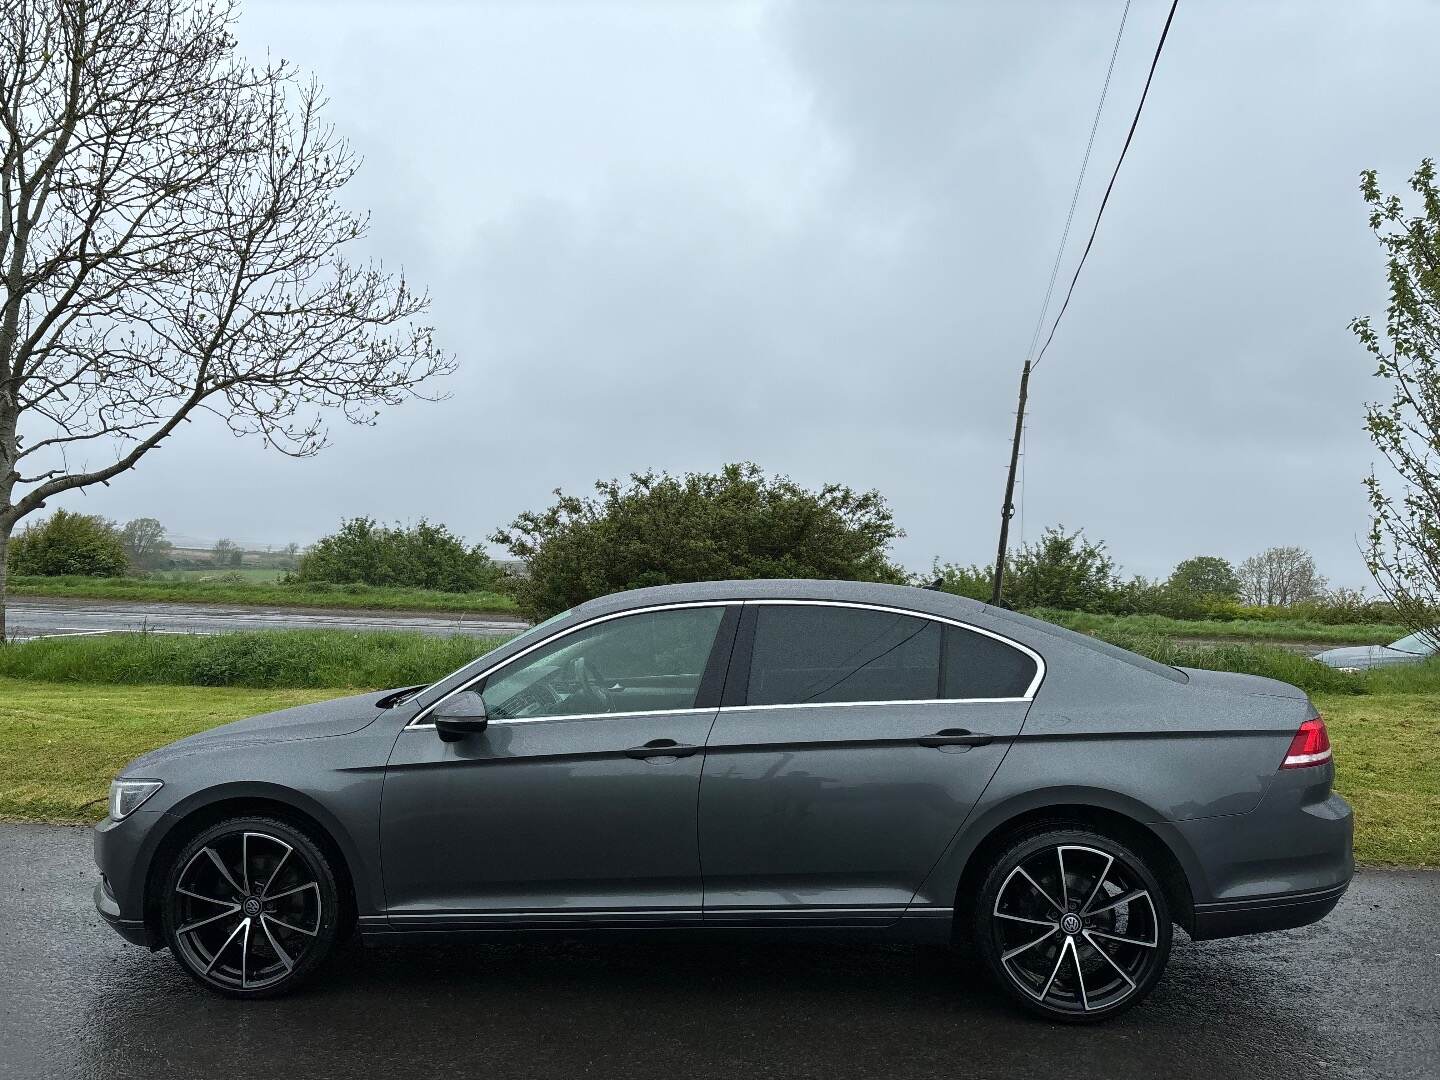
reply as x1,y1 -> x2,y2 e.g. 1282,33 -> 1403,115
5,597 -> 526,641
0,824 -> 1435,1080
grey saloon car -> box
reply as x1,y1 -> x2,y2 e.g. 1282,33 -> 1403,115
94,579 -> 1352,1021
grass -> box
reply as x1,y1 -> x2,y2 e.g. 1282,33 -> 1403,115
0,680 -> 335,821
1034,609 -> 1407,646
6,574 -> 520,615
1312,693 -> 1440,867
0,676 -> 1431,866
0,629 -> 510,689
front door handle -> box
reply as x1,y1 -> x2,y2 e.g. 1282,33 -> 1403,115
625,739 -> 701,760
918,729 -> 995,748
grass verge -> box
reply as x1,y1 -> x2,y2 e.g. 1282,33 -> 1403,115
6,574 -> 519,615
1312,693 -> 1439,867
1036,608 -> 1405,646
0,680 -> 335,821
0,629 -> 509,689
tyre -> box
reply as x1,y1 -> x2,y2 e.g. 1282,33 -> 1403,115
160,815 -> 343,998
973,828 -> 1172,1022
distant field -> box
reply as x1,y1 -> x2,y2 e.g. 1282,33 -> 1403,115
5,574 -> 519,615
0,675 -> 1430,866
1036,609 -> 1405,646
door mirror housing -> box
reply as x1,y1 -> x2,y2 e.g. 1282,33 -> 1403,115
431,691 -> 489,743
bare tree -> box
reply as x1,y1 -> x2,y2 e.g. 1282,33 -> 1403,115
118,515 -> 168,567
211,537 -> 240,567
1352,160 -> 1440,635
1236,546 -> 1327,607
0,0 -> 453,635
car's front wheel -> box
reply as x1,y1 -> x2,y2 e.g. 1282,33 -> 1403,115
973,828 -> 1172,1022
160,815 -> 342,997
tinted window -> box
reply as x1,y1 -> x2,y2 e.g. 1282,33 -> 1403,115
482,606 -> 725,720
747,606 -> 942,706
942,626 -> 1038,698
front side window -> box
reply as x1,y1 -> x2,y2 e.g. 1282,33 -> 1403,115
481,606 -> 726,720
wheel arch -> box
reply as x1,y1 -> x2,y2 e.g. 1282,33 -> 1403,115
932,788 -> 1199,935
141,783 -> 368,947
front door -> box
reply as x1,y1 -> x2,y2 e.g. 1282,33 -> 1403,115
698,601 -> 1040,924
381,603 -> 735,929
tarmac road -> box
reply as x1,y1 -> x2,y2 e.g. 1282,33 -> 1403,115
0,824 -> 1435,1080
3,596 -> 527,641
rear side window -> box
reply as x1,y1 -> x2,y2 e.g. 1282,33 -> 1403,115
747,605 -> 941,706
942,625 -> 1038,698
745,604 -> 1037,707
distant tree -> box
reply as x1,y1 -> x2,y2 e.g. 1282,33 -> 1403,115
7,510 -> 128,577
1237,546 -> 1326,607
492,463 -> 906,620
296,518 -> 496,592
1166,555 -> 1241,600
283,542 -> 301,568
212,539 -> 242,567
1351,159 -> 1440,635
0,0 -> 452,639
999,525 -> 1121,611
118,518 -> 172,570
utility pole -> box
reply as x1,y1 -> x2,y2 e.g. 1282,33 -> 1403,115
990,358 -> 1031,606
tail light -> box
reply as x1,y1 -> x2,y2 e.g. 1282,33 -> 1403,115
1280,716 -> 1332,769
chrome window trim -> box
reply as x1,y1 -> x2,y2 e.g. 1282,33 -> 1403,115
406,595 -> 1045,732
408,601 -> 732,729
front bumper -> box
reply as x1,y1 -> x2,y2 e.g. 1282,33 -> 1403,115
94,876 -> 153,947
92,809 -> 168,949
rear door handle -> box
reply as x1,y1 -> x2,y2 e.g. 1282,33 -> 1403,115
625,739 -> 701,760
918,729 -> 995,748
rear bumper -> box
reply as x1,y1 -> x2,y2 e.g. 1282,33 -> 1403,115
1190,879 -> 1348,940
1155,774 -> 1353,938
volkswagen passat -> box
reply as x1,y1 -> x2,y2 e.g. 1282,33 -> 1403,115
94,579 -> 1352,1021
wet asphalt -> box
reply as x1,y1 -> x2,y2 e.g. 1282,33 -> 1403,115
1,824 -> 1435,1080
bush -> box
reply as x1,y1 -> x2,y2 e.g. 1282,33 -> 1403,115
492,463 -> 906,620
6,510 -> 128,577
295,517 -> 498,593
1000,526 -> 1120,612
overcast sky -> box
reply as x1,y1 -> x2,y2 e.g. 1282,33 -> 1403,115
49,0 -> 1440,587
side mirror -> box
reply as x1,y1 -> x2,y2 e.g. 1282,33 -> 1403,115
432,691 -> 489,743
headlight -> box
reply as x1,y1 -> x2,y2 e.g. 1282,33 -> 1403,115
109,779 -> 163,821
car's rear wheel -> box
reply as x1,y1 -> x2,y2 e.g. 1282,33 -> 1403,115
161,815 -> 341,998
973,828 -> 1172,1022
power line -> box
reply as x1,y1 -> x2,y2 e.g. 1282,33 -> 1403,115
1023,0 -> 1132,365
1030,0 -> 1180,372
991,0 -> 1180,605
1018,0 -> 1130,547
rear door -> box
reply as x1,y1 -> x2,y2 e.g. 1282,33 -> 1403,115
698,600 -> 1041,925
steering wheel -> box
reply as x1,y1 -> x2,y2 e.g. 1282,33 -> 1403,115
568,656 -> 613,712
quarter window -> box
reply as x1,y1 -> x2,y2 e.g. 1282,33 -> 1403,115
480,606 -> 726,720
942,624 -> 1038,699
